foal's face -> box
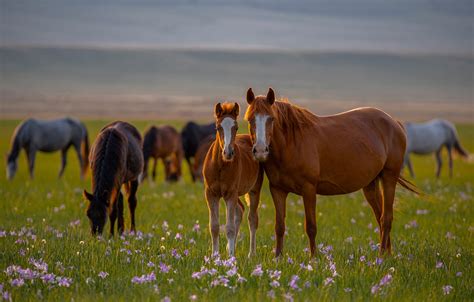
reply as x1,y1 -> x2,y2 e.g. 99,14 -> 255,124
214,102 -> 240,161
245,88 -> 275,162
83,190 -> 108,236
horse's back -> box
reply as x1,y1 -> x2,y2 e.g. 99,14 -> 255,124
103,121 -> 144,180
405,119 -> 453,154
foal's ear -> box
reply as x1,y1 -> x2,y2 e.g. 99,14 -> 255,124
267,88 -> 275,105
246,88 -> 255,104
83,190 -> 93,202
214,102 -> 223,118
232,102 -> 240,117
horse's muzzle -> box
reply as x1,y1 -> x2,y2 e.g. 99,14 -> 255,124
222,147 -> 235,161
252,145 -> 269,162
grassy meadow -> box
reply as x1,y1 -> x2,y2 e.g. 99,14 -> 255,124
0,120 -> 472,301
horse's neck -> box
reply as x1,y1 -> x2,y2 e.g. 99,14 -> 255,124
8,125 -> 27,162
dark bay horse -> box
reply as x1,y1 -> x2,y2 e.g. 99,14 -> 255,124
244,88 -> 418,257
83,121 -> 143,236
142,125 -> 183,182
181,121 -> 215,182
6,118 -> 89,180
203,102 -> 264,257
192,135 -> 215,182
404,119 -> 469,178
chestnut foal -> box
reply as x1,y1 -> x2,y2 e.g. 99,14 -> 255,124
203,102 -> 263,257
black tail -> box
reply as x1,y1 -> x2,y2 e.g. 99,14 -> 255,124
81,124 -> 90,174
398,175 -> 422,195
454,139 -> 469,158
142,126 -> 158,163
91,128 -> 127,194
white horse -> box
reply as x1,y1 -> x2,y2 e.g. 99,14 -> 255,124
404,119 -> 468,178
6,118 -> 90,180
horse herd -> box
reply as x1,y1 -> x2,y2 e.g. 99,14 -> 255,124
5,88 -> 469,258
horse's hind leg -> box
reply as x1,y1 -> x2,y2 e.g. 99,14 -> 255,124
447,146 -> 453,178
224,196 -> 238,257
186,157 -> 196,182
302,186 -> 317,257
73,142 -> 84,180
363,178 -> 383,241
234,198 -> 244,240
127,180 -> 139,232
380,171 -> 398,255
404,155 -> 415,178
435,148 -> 443,178
270,186 -> 288,258
58,147 -> 69,178
205,189 -> 220,256
152,158 -> 158,181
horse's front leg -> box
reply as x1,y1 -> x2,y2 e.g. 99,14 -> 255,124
73,143 -> 84,180
247,169 -> 263,257
270,185 -> 288,258
26,147 -> 36,179
109,199 -> 118,237
127,180 -> 139,232
205,189 -> 220,256
302,185 -> 317,257
435,148 -> 443,178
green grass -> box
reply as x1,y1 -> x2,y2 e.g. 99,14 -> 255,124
0,120 -> 473,301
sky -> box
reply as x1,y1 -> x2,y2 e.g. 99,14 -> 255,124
1,0 -> 472,55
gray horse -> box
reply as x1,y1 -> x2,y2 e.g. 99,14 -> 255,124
404,119 -> 468,178
6,118 -> 90,180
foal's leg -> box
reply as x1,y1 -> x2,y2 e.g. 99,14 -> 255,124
127,180 -> 139,232
363,178 -> 383,242
270,185 -> 288,258
302,186 -> 318,257
224,196 -> 238,257
58,146 -> 69,178
234,198 -> 244,239
380,171 -> 398,255
186,157 -> 196,182
205,189 -> 220,256
435,149 -> 443,178
447,146 -> 453,178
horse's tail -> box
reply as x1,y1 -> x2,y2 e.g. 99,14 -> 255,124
397,175 -> 422,195
143,126 -> 158,160
91,127 -> 127,193
454,140 -> 469,158
81,123 -> 90,174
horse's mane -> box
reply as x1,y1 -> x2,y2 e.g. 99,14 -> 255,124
246,98 -> 318,143
7,119 -> 30,162
91,127 -> 127,202
142,126 -> 158,161
219,102 -> 239,116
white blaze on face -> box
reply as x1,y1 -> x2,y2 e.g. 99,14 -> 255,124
255,114 -> 269,146
221,117 -> 235,151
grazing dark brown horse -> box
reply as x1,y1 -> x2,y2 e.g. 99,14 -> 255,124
142,125 -> 183,182
203,102 -> 264,257
192,135 -> 215,182
83,121 -> 144,236
244,88 -> 418,257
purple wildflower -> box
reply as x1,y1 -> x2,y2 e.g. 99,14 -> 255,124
159,263 -> 171,273
174,233 -> 182,240
323,277 -> 334,287
442,285 -> 453,295
98,271 -> 109,279
371,273 -> 392,295
436,261 -> 444,269
270,280 -> 280,288
251,264 -> 263,277
288,275 -> 300,291
57,276 -> 72,287
10,278 -> 24,287
41,273 -> 56,284
192,222 -> 200,232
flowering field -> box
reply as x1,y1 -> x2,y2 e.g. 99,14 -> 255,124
0,120 -> 473,301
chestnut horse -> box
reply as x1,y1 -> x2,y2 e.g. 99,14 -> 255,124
192,135 -> 215,182
203,102 -> 264,257
142,125 -> 183,182
83,121 -> 144,236
245,88 -> 418,257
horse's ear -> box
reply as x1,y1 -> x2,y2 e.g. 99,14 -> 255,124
246,88 -> 255,104
232,102 -> 240,117
267,88 -> 275,105
214,103 -> 223,118
83,190 -> 93,202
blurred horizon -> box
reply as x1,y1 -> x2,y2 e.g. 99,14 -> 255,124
1,1 -> 473,121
